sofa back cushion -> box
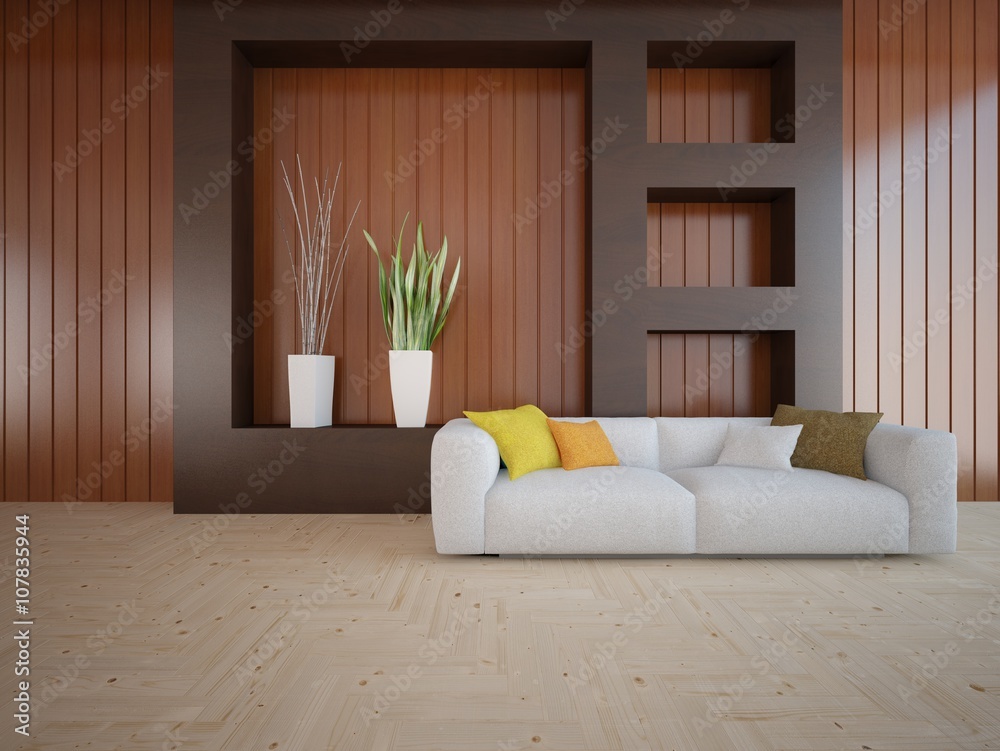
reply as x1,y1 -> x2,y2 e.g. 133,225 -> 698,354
550,417 -> 659,470
656,417 -> 771,471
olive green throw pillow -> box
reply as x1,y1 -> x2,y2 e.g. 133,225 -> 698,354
771,404 -> 883,480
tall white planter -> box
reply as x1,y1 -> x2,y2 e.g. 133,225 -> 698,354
389,350 -> 433,428
288,354 -> 336,428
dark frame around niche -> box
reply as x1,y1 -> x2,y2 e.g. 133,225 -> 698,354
174,0 -> 842,514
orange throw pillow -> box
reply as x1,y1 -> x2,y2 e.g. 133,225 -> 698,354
546,419 -> 620,471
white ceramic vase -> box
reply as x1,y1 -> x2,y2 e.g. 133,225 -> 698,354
389,350 -> 433,428
288,354 -> 336,428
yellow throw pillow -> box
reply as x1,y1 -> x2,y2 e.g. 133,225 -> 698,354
463,405 -> 561,480
546,419 -> 620,471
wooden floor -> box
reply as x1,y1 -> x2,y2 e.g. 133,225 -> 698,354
0,503 -> 998,751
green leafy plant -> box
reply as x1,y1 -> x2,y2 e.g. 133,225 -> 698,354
364,215 -> 461,350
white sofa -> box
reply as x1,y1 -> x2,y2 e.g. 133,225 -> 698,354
430,417 -> 958,556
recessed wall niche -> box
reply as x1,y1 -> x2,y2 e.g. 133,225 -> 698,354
647,41 -> 795,143
235,43 -> 592,427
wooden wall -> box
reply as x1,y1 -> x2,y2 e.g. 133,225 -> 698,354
844,0 -> 999,501
0,0 -> 173,502
251,67 -> 587,425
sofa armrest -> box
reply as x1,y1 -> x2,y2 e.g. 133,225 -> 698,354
431,419 -> 501,554
864,424 -> 958,553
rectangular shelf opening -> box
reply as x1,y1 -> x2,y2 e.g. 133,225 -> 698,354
646,330 -> 794,418
647,187 -> 794,288
647,41 -> 794,144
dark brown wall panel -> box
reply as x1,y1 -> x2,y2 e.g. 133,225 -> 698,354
250,67 -> 588,425
844,0 -> 999,500
1,0 -> 173,502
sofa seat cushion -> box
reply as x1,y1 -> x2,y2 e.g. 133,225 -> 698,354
484,466 -> 696,555
667,466 -> 909,554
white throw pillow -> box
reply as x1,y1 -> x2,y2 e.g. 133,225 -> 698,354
715,423 -> 803,472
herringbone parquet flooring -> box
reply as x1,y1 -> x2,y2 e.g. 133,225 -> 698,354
1,502 -> 998,751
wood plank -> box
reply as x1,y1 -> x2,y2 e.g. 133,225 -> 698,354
683,69 -> 709,143
709,204 -> 734,288
76,0 -> 104,501
853,0 -> 880,413
52,0 -> 78,501
28,0 -> 54,500
367,68 -> 395,424
973,0 -> 999,501
101,0 -> 127,501
661,335 -> 685,417
842,0 -> 855,410
149,0 -> 173,501
684,205 -> 710,416
646,333 -> 660,417
709,335 -> 735,417
125,0 -> 151,501
537,69 -> 562,416
252,69 -> 274,425
661,203 -> 685,287
732,204 -> 754,286
646,68 -> 659,143
417,68 -> 445,424
490,69 -> 515,409
950,0 -> 976,500
513,68 -> 539,409
753,332 -> 772,416
877,0 -> 904,425
465,68 -> 492,413
753,69 -> 771,143
0,3 -> 5,499
732,69 -> 756,143
925,0 -> 951,437
659,68 -> 685,143
708,68 -> 734,144
343,68 -> 369,424
684,203 -> 709,287
733,333 -> 754,416
646,206 -> 661,417
269,68 -> 297,425
562,69 -> 586,415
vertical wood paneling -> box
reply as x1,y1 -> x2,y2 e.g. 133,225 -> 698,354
845,0 -> 999,499
6,0 -> 30,501
125,0 -> 151,501
28,0 -> 53,500
901,0 -> 927,429
974,0 -> 999,502
842,0 -> 855,412
0,2 -> 5,495
101,0 -> 126,501
53,0 -> 78,500
537,68 -> 563,416
2,0 -> 172,502
652,67 -> 771,143
250,68 -> 587,424
950,0 -> 976,501
76,0 -> 104,501
252,69 -> 274,424
149,0 -> 173,502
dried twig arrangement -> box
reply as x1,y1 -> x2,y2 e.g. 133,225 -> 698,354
278,156 -> 360,355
